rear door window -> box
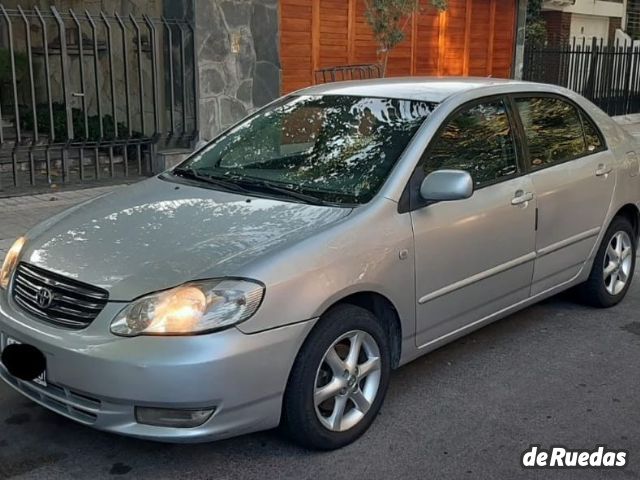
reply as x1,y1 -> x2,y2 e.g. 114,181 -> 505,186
515,97 -> 603,169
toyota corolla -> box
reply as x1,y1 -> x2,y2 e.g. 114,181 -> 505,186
1,78 -> 638,450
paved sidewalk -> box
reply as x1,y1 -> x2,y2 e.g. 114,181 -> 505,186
613,114 -> 640,138
0,185 -> 124,260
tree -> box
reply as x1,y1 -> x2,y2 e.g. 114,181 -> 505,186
525,0 -> 547,47
364,0 -> 448,77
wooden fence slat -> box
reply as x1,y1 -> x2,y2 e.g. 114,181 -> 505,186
281,0 -> 518,92
463,0 -> 473,75
487,0 -> 496,76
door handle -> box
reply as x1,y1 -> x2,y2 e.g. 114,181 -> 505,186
511,191 -> 534,206
596,164 -> 612,177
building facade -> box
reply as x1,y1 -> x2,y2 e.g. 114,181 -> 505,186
626,0 -> 640,38
541,0 -> 625,45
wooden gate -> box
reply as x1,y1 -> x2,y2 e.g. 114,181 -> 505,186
280,0 -> 518,93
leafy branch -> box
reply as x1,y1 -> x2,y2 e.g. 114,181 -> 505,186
525,0 -> 547,47
364,0 -> 448,76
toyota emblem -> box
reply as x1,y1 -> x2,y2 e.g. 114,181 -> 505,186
35,287 -> 54,309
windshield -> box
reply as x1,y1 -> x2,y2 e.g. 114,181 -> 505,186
176,95 -> 437,205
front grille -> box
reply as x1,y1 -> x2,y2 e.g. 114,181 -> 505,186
11,263 -> 108,329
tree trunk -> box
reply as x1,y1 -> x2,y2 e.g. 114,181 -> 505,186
380,49 -> 390,77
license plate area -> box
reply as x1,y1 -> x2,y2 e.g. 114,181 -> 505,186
3,337 -> 47,387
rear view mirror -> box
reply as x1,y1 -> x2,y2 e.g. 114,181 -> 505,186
419,169 -> 473,202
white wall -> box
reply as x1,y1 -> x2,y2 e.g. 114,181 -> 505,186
543,0 -> 625,17
570,14 -> 611,44
615,28 -> 640,47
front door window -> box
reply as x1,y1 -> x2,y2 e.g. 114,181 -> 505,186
425,100 -> 519,188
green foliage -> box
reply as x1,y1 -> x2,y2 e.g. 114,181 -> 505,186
526,20 -> 547,47
0,48 -> 28,84
527,0 -> 544,17
19,103 -> 142,142
0,49 -> 28,104
525,0 -> 547,47
431,0 -> 448,10
364,0 -> 448,76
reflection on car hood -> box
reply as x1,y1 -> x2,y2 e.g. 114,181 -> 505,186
22,177 -> 352,300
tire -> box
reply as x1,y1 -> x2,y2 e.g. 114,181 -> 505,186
282,304 -> 391,450
576,216 -> 637,308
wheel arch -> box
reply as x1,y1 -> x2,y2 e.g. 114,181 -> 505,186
613,203 -> 640,240
325,292 -> 403,369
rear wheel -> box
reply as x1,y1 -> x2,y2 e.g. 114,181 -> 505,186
282,304 -> 390,450
576,216 -> 636,308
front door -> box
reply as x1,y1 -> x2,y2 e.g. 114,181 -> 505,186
411,98 -> 537,348
513,96 -> 616,295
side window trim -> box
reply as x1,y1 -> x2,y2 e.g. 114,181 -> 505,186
505,95 -> 530,177
508,92 -> 608,175
399,94 -> 523,214
578,109 -> 607,154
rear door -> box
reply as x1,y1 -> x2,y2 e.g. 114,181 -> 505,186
513,95 -> 615,295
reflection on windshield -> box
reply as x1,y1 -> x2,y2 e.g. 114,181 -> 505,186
179,95 -> 437,204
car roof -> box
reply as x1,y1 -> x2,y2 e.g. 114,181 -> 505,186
296,77 -> 544,103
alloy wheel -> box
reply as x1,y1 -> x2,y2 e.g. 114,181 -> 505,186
603,230 -> 634,296
314,330 -> 382,432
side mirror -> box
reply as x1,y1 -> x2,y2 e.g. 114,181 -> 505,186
419,169 -> 473,202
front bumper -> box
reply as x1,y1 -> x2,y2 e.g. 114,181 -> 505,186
0,293 -> 316,442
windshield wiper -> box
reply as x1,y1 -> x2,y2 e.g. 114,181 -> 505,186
232,177 -> 333,206
172,168 -> 334,206
171,167 -> 250,194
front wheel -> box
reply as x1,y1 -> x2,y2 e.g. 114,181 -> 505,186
282,304 -> 391,450
576,216 -> 636,308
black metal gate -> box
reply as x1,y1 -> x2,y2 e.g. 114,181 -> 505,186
0,4 -> 198,193
523,38 -> 640,117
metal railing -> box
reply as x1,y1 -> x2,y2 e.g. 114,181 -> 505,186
0,4 -> 198,192
314,64 -> 382,85
524,38 -> 640,116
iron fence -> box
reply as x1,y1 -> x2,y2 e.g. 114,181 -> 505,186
0,4 -> 198,192
314,64 -> 382,85
523,38 -> 640,117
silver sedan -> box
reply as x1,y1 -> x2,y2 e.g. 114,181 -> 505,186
1,78 -> 638,449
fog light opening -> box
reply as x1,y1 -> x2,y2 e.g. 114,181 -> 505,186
135,407 -> 216,428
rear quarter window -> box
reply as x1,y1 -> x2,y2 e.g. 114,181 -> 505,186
580,111 -> 605,153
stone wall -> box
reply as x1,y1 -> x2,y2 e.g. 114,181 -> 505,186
195,0 -> 280,141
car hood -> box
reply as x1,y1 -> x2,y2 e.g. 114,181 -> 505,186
22,177 -> 352,300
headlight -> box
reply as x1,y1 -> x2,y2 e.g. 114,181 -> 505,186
0,237 -> 26,290
110,279 -> 264,336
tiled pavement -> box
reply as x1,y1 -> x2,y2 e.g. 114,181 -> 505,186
0,185 -> 124,261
